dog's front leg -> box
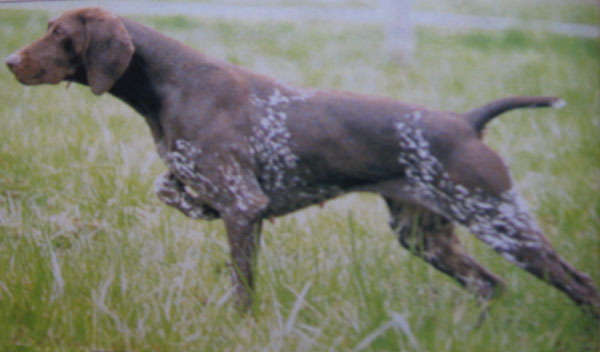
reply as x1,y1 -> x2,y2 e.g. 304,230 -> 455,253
223,214 -> 264,309
220,190 -> 269,310
154,171 -> 220,220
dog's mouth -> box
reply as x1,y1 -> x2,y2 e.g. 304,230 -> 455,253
12,66 -> 66,86
15,69 -> 47,84
11,71 -> 46,87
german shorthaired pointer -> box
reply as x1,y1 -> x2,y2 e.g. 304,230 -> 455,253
6,7 -> 599,316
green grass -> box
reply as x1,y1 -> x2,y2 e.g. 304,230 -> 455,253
414,0 -> 599,25
146,0 -> 599,25
1,8 -> 599,352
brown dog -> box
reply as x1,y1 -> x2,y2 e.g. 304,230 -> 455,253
6,7 -> 599,315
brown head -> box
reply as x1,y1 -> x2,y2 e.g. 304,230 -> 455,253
5,7 -> 134,95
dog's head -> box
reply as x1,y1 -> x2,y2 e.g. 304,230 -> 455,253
5,7 -> 134,95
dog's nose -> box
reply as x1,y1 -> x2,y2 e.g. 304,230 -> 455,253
5,53 -> 21,70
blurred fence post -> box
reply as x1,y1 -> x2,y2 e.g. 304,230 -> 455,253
380,0 -> 415,64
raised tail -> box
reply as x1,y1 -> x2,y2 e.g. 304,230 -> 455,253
465,96 -> 566,133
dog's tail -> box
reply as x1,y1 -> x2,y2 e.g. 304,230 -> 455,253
465,96 -> 565,133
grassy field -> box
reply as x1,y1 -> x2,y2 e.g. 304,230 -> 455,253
1,6 -> 599,352
144,0 -> 599,25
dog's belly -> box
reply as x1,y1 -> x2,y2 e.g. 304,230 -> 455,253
260,179 -> 344,217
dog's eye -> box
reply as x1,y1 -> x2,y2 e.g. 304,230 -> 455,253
52,26 -> 66,37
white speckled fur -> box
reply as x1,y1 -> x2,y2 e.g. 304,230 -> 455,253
245,88 -> 341,215
394,112 -> 543,268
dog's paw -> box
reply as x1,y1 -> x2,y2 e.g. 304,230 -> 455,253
154,171 -> 220,220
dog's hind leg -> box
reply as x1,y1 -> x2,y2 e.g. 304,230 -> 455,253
429,141 -> 600,315
387,113 -> 598,315
448,188 -> 600,317
385,199 -> 505,300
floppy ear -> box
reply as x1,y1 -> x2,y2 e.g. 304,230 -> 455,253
82,10 -> 134,95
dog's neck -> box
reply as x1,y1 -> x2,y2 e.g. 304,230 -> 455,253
108,51 -> 164,140
105,19 -> 175,141
106,18 -> 222,142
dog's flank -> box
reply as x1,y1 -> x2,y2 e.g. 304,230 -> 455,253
5,7 -> 599,317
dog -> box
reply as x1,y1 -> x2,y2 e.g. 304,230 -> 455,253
6,7 -> 599,315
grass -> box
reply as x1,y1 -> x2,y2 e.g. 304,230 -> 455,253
1,7 -> 599,352
145,0 -> 599,25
